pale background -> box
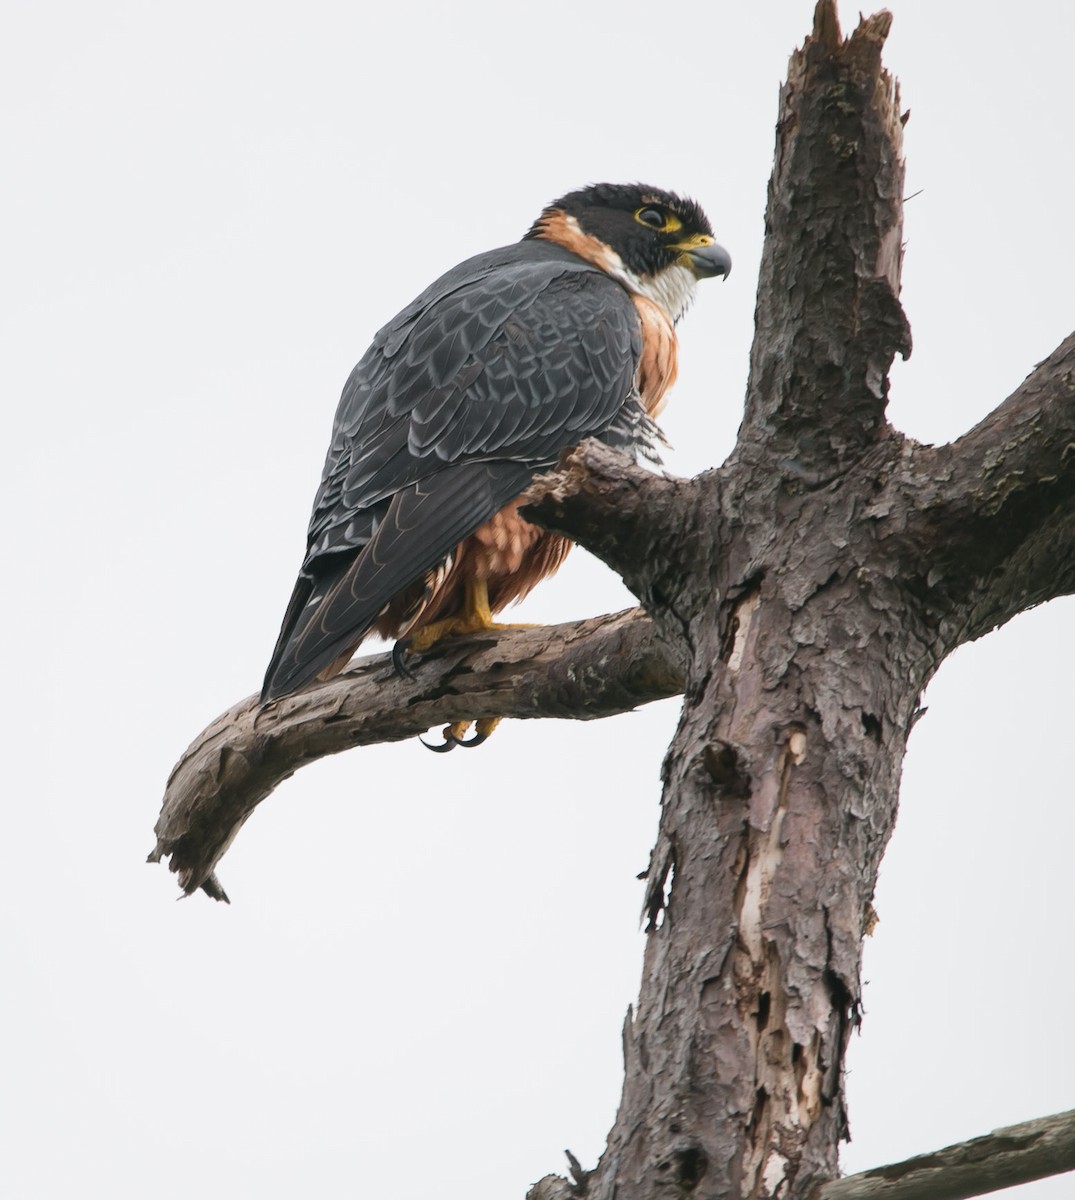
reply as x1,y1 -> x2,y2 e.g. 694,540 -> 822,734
4,1 -> 1073,1196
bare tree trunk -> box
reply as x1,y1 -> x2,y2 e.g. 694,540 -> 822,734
153,3 -> 1075,1196
523,5 -> 1074,1197
529,11 -> 916,1193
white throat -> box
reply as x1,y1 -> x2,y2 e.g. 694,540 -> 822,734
592,246 -> 698,324
544,214 -> 699,324
633,263 -> 699,324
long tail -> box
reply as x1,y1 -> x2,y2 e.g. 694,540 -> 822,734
260,460 -> 533,703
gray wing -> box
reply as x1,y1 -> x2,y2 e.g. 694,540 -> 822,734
261,241 -> 643,702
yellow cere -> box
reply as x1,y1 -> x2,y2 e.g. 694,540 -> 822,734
669,232 -> 715,250
670,231 -> 715,271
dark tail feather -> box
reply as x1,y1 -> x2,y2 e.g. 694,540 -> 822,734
260,567 -> 339,703
259,461 -> 533,704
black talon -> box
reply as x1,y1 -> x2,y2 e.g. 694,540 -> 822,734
456,731 -> 489,748
393,638 -> 416,680
420,727 -> 458,753
421,737 -> 457,753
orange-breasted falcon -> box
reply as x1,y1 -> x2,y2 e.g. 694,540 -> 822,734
261,183 -> 730,746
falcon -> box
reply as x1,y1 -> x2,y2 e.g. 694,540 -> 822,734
261,183 -> 730,747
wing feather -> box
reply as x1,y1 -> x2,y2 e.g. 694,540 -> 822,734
261,240 -> 644,702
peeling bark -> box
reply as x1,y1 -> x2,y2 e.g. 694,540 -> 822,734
903,331 -> 1075,643
523,5 -> 1074,1198
153,1 -> 1075,1196
150,609 -> 681,898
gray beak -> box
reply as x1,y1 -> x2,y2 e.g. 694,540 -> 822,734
686,241 -> 732,280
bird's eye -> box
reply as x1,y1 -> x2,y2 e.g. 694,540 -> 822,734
635,207 -> 666,230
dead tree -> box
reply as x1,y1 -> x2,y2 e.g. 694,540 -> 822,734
151,5 -> 1075,1197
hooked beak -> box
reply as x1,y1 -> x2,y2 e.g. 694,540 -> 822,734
682,239 -> 732,280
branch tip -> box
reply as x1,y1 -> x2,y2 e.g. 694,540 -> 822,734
852,9 -> 893,49
152,611 -> 683,898
811,0 -> 841,50
807,2 -> 894,74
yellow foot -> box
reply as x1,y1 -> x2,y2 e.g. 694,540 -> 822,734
422,717 -> 502,753
407,616 -> 495,654
406,578 -> 538,655
393,619 -> 536,679
406,617 -> 538,655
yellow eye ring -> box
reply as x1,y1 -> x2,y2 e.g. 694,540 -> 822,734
634,206 -> 684,234
635,207 -> 666,230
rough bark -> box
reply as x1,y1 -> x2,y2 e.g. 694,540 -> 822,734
527,9 -> 919,1196
150,608 -> 682,899
902,330 -> 1075,644
529,1107 -> 1075,1200
525,6 -> 1074,1198
152,2 -> 1075,1196
816,1106 -> 1075,1200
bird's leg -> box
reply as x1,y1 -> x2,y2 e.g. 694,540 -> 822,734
407,579 -> 534,655
405,580 -> 529,751
461,576 -> 496,630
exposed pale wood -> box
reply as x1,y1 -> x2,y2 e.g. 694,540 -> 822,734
817,1107 -> 1075,1200
556,5 -> 919,1194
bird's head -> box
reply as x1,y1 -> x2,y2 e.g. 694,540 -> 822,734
526,182 -> 731,321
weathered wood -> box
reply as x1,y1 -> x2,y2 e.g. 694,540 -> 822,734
522,339 -> 1075,1200
817,1107 -> 1075,1200
522,444 -> 700,645
734,4 -> 910,480
903,331 -> 1075,644
150,608 -> 682,898
534,6 -> 920,1196
518,9 -> 1075,1195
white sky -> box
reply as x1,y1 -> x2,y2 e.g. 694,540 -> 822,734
4,1 -> 1074,1197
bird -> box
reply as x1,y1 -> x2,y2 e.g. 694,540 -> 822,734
260,183 -> 730,748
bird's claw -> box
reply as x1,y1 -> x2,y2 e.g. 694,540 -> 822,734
420,717 -> 500,753
392,638 -> 416,680
421,730 -> 458,753
420,721 -> 469,753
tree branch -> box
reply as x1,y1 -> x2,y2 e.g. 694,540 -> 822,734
521,440 -> 705,636
817,1106 -> 1075,1200
521,442 -> 683,577
149,608 -> 682,899
906,330 -> 1075,643
735,1 -> 911,478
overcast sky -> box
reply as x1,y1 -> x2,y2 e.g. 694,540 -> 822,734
4,1 -> 1074,1197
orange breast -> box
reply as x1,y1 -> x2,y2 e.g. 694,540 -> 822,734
425,502 -> 571,624
632,294 -> 679,418
465,503 -> 572,614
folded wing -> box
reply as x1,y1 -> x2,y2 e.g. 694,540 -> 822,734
261,241 -> 642,702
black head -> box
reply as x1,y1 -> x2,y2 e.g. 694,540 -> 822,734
526,182 -> 730,281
